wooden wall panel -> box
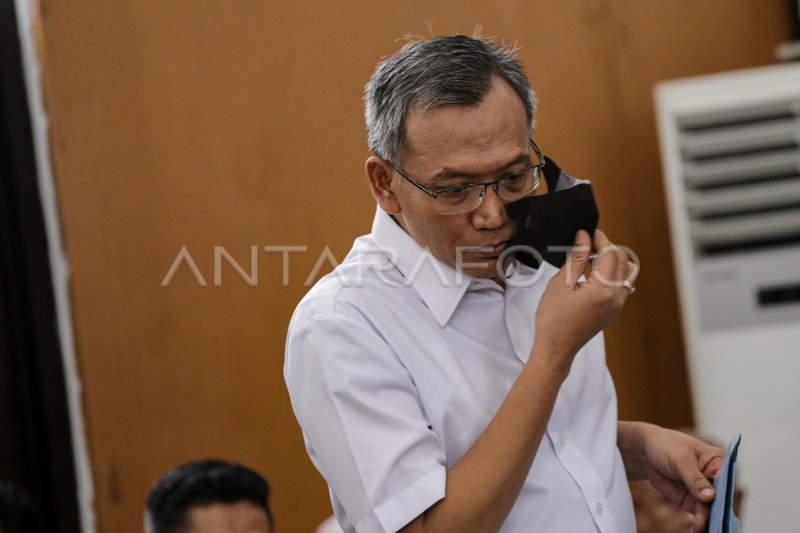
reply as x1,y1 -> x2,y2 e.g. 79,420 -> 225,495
34,1 -> 790,531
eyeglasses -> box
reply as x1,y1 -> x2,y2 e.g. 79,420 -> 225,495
388,139 -> 546,215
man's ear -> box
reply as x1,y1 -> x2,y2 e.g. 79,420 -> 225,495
365,156 -> 401,214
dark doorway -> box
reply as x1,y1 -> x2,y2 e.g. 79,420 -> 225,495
0,0 -> 82,531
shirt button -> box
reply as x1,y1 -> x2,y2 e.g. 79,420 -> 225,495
558,434 -> 566,446
596,502 -> 603,515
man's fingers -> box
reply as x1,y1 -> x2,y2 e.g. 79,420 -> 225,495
700,449 -> 725,479
625,260 -> 639,285
589,229 -> 632,288
593,228 -> 611,249
676,457 -> 717,504
690,445 -> 724,531
592,230 -> 619,280
692,501 -> 711,532
561,230 -> 591,288
648,470 -> 697,513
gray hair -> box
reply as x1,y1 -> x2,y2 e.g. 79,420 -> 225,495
364,34 -> 537,165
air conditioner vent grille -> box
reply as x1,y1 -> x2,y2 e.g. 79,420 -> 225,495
677,99 -> 800,131
674,97 -> 800,256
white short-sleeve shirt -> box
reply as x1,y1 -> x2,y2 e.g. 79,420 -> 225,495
285,208 -> 636,533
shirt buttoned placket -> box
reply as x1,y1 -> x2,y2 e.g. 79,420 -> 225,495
547,395 -> 620,533
504,268 -> 620,533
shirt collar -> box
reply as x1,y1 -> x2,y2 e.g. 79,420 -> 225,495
370,208 -> 472,328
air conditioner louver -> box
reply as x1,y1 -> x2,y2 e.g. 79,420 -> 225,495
674,99 -> 800,256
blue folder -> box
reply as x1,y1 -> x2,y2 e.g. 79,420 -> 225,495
706,434 -> 742,533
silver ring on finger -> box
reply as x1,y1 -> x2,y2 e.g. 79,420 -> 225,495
622,280 -> 636,294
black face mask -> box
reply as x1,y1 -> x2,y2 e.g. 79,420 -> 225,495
506,156 -> 599,269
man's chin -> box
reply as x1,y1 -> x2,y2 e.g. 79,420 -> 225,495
458,256 -> 505,280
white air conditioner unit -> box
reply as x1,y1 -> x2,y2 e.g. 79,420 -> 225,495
656,64 -> 800,532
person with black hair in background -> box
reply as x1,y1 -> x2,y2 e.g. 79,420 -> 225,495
145,459 -> 273,533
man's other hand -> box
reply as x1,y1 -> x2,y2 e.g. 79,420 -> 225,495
619,421 -> 725,533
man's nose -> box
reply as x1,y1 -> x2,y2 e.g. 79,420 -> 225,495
471,185 -> 506,229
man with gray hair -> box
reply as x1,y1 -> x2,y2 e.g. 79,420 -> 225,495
285,34 -> 723,533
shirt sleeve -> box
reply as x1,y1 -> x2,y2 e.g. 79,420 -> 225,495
285,307 -> 446,533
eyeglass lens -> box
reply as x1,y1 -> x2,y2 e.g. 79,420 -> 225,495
436,167 -> 540,214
